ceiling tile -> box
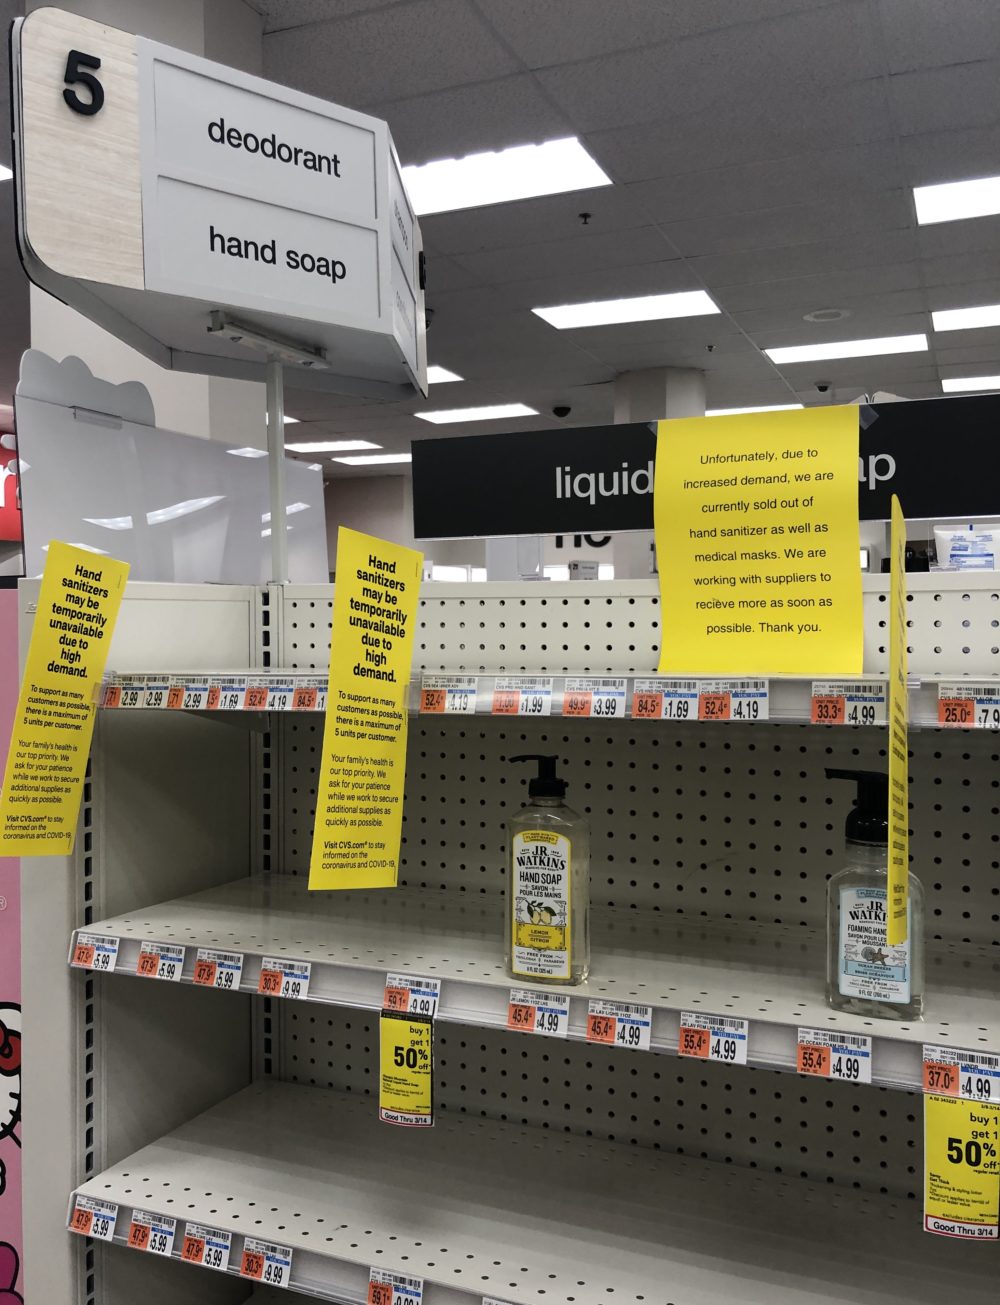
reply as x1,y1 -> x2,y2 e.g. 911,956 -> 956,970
258,0 -> 410,31
751,310 -> 930,350
451,225 -> 674,285
876,0 -> 1000,73
925,279 -> 1000,311
690,229 -> 919,288
921,250 -> 1000,286
900,125 -> 1000,188
888,60 -> 1000,136
916,217 -> 1000,259
711,263 -> 925,313
731,289 -> 928,334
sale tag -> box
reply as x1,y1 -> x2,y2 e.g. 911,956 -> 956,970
924,1093 -> 999,1238
699,679 -> 769,723
257,957 -> 311,1000
181,1222 -> 232,1271
796,1028 -> 872,1083
240,1238 -> 293,1288
507,988 -> 571,1038
923,1046 -> 1000,1101
267,682 -> 295,711
379,1012 -> 433,1127
243,678 -> 271,711
562,677 -> 627,720
368,1268 -> 424,1305
586,999 -> 652,1051
142,678 -> 170,709
213,676 -> 248,710
420,675 -> 478,715
632,678 -> 698,721
811,679 -> 887,727
383,973 -> 440,1018
68,1194 -> 118,1241
938,684 -> 1000,729
136,941 -> 185,982
70,931 -> 119,972
127,1209 -> 176,1257
491,676 -> 553,717
193,948 -> 243,991
678,1012 -> 749,1065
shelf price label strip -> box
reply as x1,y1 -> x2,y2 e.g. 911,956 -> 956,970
136,941 -> 185,982
240,1237 -> 293,1287
796,1027 -> 872,1083
678,1012 -> 749,1064
127,1209 -> 176,1256
181,1222 -> 232,1271
938,684 -> 1000,729
69,931 -> 119,972
257,957 -> 311,1000
420,675 -> 477,715
563,677 -> 627,719
491,676 -> 553,717
193,948 -> 244,991
68,1194 -> 118,1241
810,679 -> 887,726
586,999 -> 653,1051
384,973 -> 441,1017
507,988 -> 571,1038
632,679 -> 769,722
924,1093 -> 999,1239
923,1046 -> 1000,1101
369,1268 -> 424,1305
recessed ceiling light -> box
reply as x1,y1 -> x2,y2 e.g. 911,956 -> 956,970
941,375 -> 1000,393
533,290 -> 719,330
402,137 -> 611,216
333,452 -> 413,465
705,404 -> 805,416
765,334 -> 928,364
416,403 -> 539,425
427,365 -> 463,384
914,174 -> 1000,225
285,439 -> 380,452
931,303 -> 1000,332
803,308 -> 850,323
226,446 -> 268,458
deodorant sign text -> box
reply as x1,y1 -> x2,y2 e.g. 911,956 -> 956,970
308,529 -> 422,891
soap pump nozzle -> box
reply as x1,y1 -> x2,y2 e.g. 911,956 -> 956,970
825,767 -> 888,846
511,754 -> 567,799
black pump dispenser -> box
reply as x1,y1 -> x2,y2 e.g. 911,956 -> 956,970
825,768 -> 888,846
511,754 -> 567,799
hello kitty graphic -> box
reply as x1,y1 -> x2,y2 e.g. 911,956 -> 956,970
0,1005 -> 20,1200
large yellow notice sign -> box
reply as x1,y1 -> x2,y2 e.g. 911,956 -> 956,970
886,494 -> 909,946
0,541 -> 128,855
655,406 -> 862,675
309,528 -> 422,891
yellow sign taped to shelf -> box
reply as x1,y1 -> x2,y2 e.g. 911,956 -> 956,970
654,406 -> 862,675
0,541 -> 128,855
379,1012 -> 433,1127
924,1093 -> 999,1238
887,495 -> 909,946
309,528 -> 422,891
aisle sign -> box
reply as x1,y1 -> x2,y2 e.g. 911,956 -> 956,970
924,1094 -> 999,1238
379,1012 -> 433,1127
0,541 -> 128,855
678,1012 -> 749,1065
309,528 -> 422,891
507,988 -> 571,1038
887,495 -> 909,946
654,407 -> 862,676
181,1222 -> 232,1271
796,1027 -> 872,1083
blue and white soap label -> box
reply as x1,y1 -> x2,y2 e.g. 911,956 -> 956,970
839,886 -> 910,1003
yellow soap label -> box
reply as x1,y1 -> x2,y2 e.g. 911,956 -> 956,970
924,1093 -> 999,1238
379,1013 -> 433,1127
511,830 -> 571,979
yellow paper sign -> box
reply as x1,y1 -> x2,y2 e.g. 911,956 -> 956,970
308,528 -> 422,891
887,495 -> 909,946
0,542 -> 128,855
654,406 -> 862,675
379,1012 -> 433,1127
924,1093 -> 999,1238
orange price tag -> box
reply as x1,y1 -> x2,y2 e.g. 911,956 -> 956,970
698,691 -> 730,721
563,692 -> 591,718
257,968 -> 282,995
69,1206 -> 93,1234
240,1249 -> 265,1280
166,684 -> 184,709
923,1061 -> 959,1095
206,685 -> 220,710
181,1233 -> 205,1262
127,1221 -> 151,1251
586,1013 -> 616,1044
491,689 -> 518,715
369,1282 -> 393,1305
293,686 -> 317,710
796,1043 -> 831,1076
420,688 -> 446,713
507,1001 -> 536,1030
103,683 -> 121,708
938,697 -> 975,727
678,1025 -> 710,1058
383,985 -> 409,1011
632,692 -> 662,719
810,695 -> 845,725
193,958 -> 217,987
244,685 -> 268,710
136,950 -> 159,977
72,942 -> 95,968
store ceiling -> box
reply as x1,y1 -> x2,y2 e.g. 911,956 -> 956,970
254,0 -> 1000,475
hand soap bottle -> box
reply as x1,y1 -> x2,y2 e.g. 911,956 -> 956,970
826,767 -> 924,1020
505,754 -> 590,985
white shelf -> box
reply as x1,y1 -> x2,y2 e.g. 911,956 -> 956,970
70,877 -> 999,1092
72,1080 -> 997,1305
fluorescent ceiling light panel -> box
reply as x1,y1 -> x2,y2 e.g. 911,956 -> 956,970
941,375 -> 1000,393
226,446 -> 268,458
0,165 -> 12,183
285,439 -> 380,452
765,334 -> 928,364
705,404 -> 804,416
267,414 -> 299,423
932,303 -> 1000,332
533,290 -> 719,330
427,365 -> 463,384
402,137 -> 611,216
416,403 -> 539,425
333,452 -> 413,465
914,174 -> 1000,225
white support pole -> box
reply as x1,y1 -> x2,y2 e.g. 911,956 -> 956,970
266,356 -> 288,584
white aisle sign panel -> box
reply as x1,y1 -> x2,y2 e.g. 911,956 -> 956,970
12,7 -> 426,393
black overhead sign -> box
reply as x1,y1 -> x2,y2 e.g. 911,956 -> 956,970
411,394 -> 1000,539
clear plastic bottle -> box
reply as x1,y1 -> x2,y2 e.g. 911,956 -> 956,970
825,768 -> 924,1021
505,754 -> 590,985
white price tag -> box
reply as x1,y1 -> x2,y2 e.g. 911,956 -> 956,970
678,1011 -> 749,1064
127,1209 -> 176,1257
193,948 -> 244,991
507,988 -> 571,1038
181,1222 -> 232,1271
420,675 -> 478,714
142,678 -> 170,709
70,931 -> 119,972
181,682 -> 210,711
492,676 -> 553,717
938,684 -> 1000,729
267,682 -> 295,711
811,679 -> 887,726
797,1027 -> 872,1083
586,999 -> 652,1051
632,678 -> 699,721
258,957 -> 311,1000
118,678 -> 144,709
923,1045 -> 1000,1101
562,677 -> 627,720
384,973 -> 441,1017
213,676 -> 248,710
699,679 -> 769,722
368,1268 -> 424,1305
136,941 -> 185,982
240,1238 -> 293,1288
69,1194 -> 117,1240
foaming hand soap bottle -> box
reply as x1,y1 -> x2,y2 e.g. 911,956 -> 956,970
826,767 -> 924,1020
505,754 -> 590,985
